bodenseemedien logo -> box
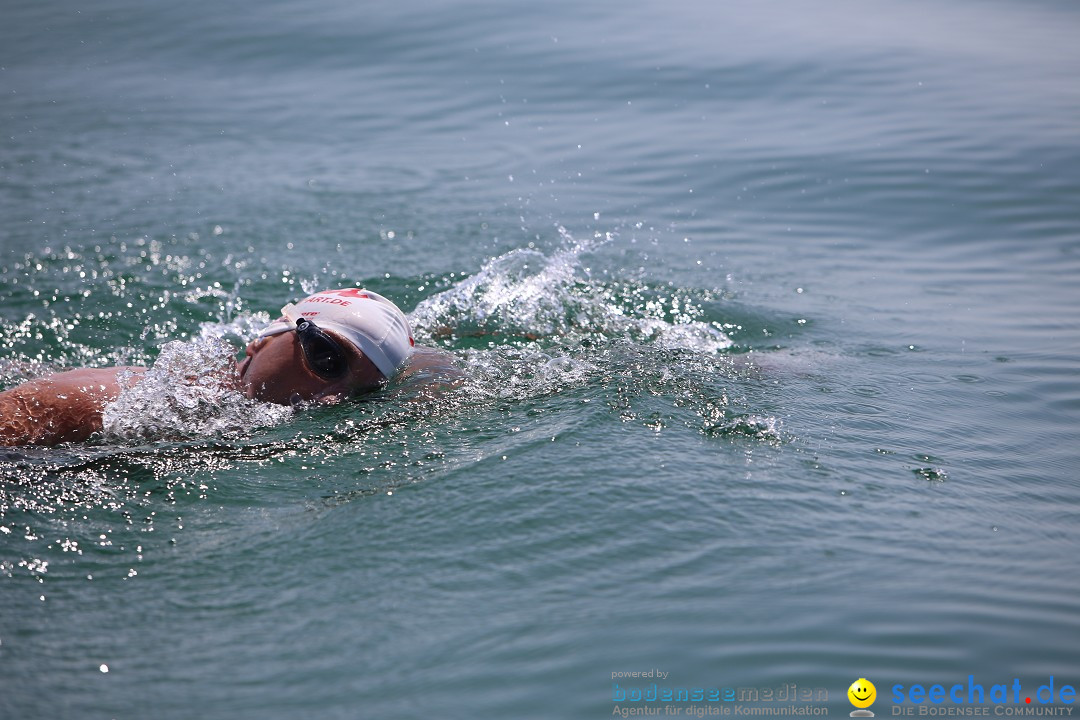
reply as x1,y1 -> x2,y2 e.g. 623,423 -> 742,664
849,678 -> 877,717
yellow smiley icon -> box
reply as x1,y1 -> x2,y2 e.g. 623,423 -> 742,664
848,678 -> 877,709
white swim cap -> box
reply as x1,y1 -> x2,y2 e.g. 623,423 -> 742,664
257,288 -> 414,379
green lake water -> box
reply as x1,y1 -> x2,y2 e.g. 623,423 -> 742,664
2,0 -> 1079,717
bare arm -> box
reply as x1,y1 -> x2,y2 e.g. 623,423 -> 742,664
0,367 -> 144,447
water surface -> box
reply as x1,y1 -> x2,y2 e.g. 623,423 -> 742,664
2,0 -> 1079,717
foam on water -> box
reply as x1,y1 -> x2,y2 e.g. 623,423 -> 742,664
101,335 -> 291,443
404,233 -> 774,441
409,228 -> 733,354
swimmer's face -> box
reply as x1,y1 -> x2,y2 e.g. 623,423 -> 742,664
239,329 -> 383,405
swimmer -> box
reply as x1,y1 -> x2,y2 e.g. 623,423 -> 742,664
0,288 -> 453,447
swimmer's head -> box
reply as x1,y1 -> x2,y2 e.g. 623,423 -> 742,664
240,288 -> 414,405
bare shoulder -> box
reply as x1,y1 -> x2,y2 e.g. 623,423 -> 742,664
0,367 -> 145,447
397,346 -> 463,387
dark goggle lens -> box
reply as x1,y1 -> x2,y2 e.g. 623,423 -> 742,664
296,319 -> 348,380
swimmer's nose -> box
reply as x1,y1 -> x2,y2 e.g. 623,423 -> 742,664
243,335 -> 270,358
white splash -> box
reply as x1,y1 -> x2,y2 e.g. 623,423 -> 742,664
409,228 -> 731,353
101,335 -> 290,442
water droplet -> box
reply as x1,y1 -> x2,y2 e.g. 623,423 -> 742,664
913,467 -> 946,482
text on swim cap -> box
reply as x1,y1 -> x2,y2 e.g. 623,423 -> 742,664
305,296 -> 353,306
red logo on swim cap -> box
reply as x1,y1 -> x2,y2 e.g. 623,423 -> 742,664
320,289 -> 371,300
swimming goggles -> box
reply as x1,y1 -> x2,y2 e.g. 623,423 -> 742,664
293,317 -> 350,380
